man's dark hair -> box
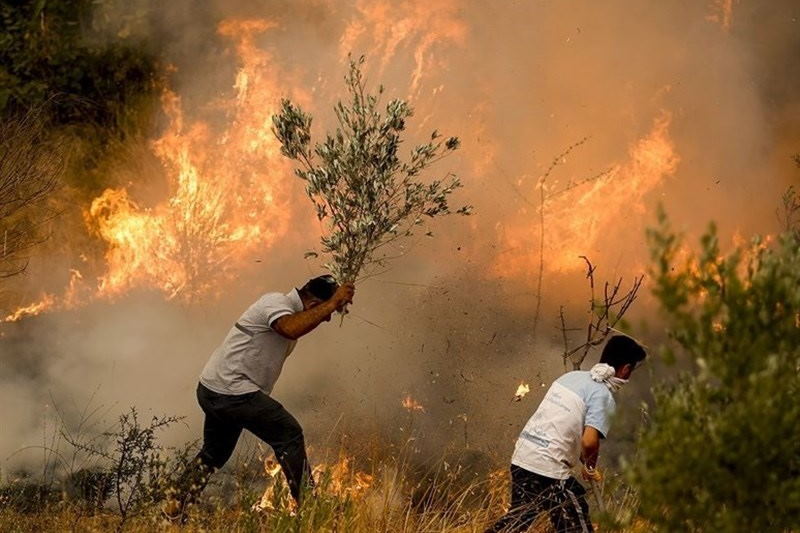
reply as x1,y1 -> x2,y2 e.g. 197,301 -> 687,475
599,335 -> 647,370
299,275 -> 339,301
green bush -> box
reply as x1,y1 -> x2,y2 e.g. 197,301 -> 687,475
631,208 -> 800,531
0,0 -> 159,131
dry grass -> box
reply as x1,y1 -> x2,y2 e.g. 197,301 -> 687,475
0,410 -> 641,532
0,460 -> 507,532
0,448 -> 649,532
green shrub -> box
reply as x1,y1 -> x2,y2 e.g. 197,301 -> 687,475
631,208 -> 800,531
0,0 -> 159,130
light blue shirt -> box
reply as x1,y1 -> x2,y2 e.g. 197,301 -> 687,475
556,370 -> 616,438
511,370 -> 616,479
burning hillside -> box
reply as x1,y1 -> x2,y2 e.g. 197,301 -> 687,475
1,0 -> 798,530
5,20 -> 302,318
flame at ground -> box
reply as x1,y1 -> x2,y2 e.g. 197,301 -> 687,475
264,458 -> 282,478
2,269 -> 85,323
3,294 -> 55,323
255,454 -> 374,513
493,111 -> 680,278
402,395 -> 426,412
513,382 -> 530,402
314,456 -> 374,498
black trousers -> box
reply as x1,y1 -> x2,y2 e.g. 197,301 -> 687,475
485,465 -> 593,533
173,383 -> 313,506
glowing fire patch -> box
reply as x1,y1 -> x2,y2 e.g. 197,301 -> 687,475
402,395 -> 426,412
4,18 -> 301,320
340,0 -> 467,95
264,458 -> 282,478
493,111 -> 679,278
255,454 -> 373,513
3,294 -> 55,322
87,19 -> 296,301
707,0 -> 734,31
2,5 -> 472,322
513,382 -> 531,402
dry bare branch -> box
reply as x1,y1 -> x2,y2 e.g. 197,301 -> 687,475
558,256 -> 644,370
530,138 -> 589,343
0,107 -> 65,281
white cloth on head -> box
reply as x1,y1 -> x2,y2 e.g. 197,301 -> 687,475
589,363 -> 627,393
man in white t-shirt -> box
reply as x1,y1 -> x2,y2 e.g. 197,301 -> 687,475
485,335 -> 646,533
165,275 -> 354,520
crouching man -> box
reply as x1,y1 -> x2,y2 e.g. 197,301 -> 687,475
486,335 -> 646,533
165,275 -> 354,520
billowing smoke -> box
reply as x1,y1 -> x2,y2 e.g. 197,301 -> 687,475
1,0 -> 798,477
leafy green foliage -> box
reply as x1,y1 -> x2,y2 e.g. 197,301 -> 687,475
272,56 -> 471,282
631,207 -> 800,531
0,0 -> 159,130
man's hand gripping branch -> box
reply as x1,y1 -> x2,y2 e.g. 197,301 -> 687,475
272,284 -> 355,340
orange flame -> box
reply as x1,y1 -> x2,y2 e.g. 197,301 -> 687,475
86,20 -> 295,301
493,110 -> 679,278
513,382 -> 530,402
402,394 -> 426,412
2,269 -> 87,323
3,8 -> 468,320
255,454 -> 373,513
264,458 -> 282,478
313,455 -> 374,498
340,0 -> 467,95
4,18 -> 300,320
3,294 -> 55,322
707,0 -> 734,31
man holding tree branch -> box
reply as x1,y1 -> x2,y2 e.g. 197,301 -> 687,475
165,275 -> 354,520
486,335 -> 646,533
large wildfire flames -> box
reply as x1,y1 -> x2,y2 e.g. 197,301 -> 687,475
492,111 -> 679,278
4,20 -> 299,321
2,6 -> 475,322
87,20 -> 298,301
2,3 -> 704,323
3,0 -> 796,527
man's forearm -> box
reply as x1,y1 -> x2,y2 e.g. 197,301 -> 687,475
273,300 -> 338,340
581,427 -> 601,469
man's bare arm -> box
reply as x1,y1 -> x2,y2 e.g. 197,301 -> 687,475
581,426 -> 601,469
272,284 -> 354,340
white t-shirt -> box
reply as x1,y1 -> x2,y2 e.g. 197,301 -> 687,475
511,370 -> 616,480
200,289 -> 303,395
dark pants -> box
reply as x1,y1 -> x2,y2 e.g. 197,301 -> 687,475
173,383 -> 313,507
485,465 -> 593,533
